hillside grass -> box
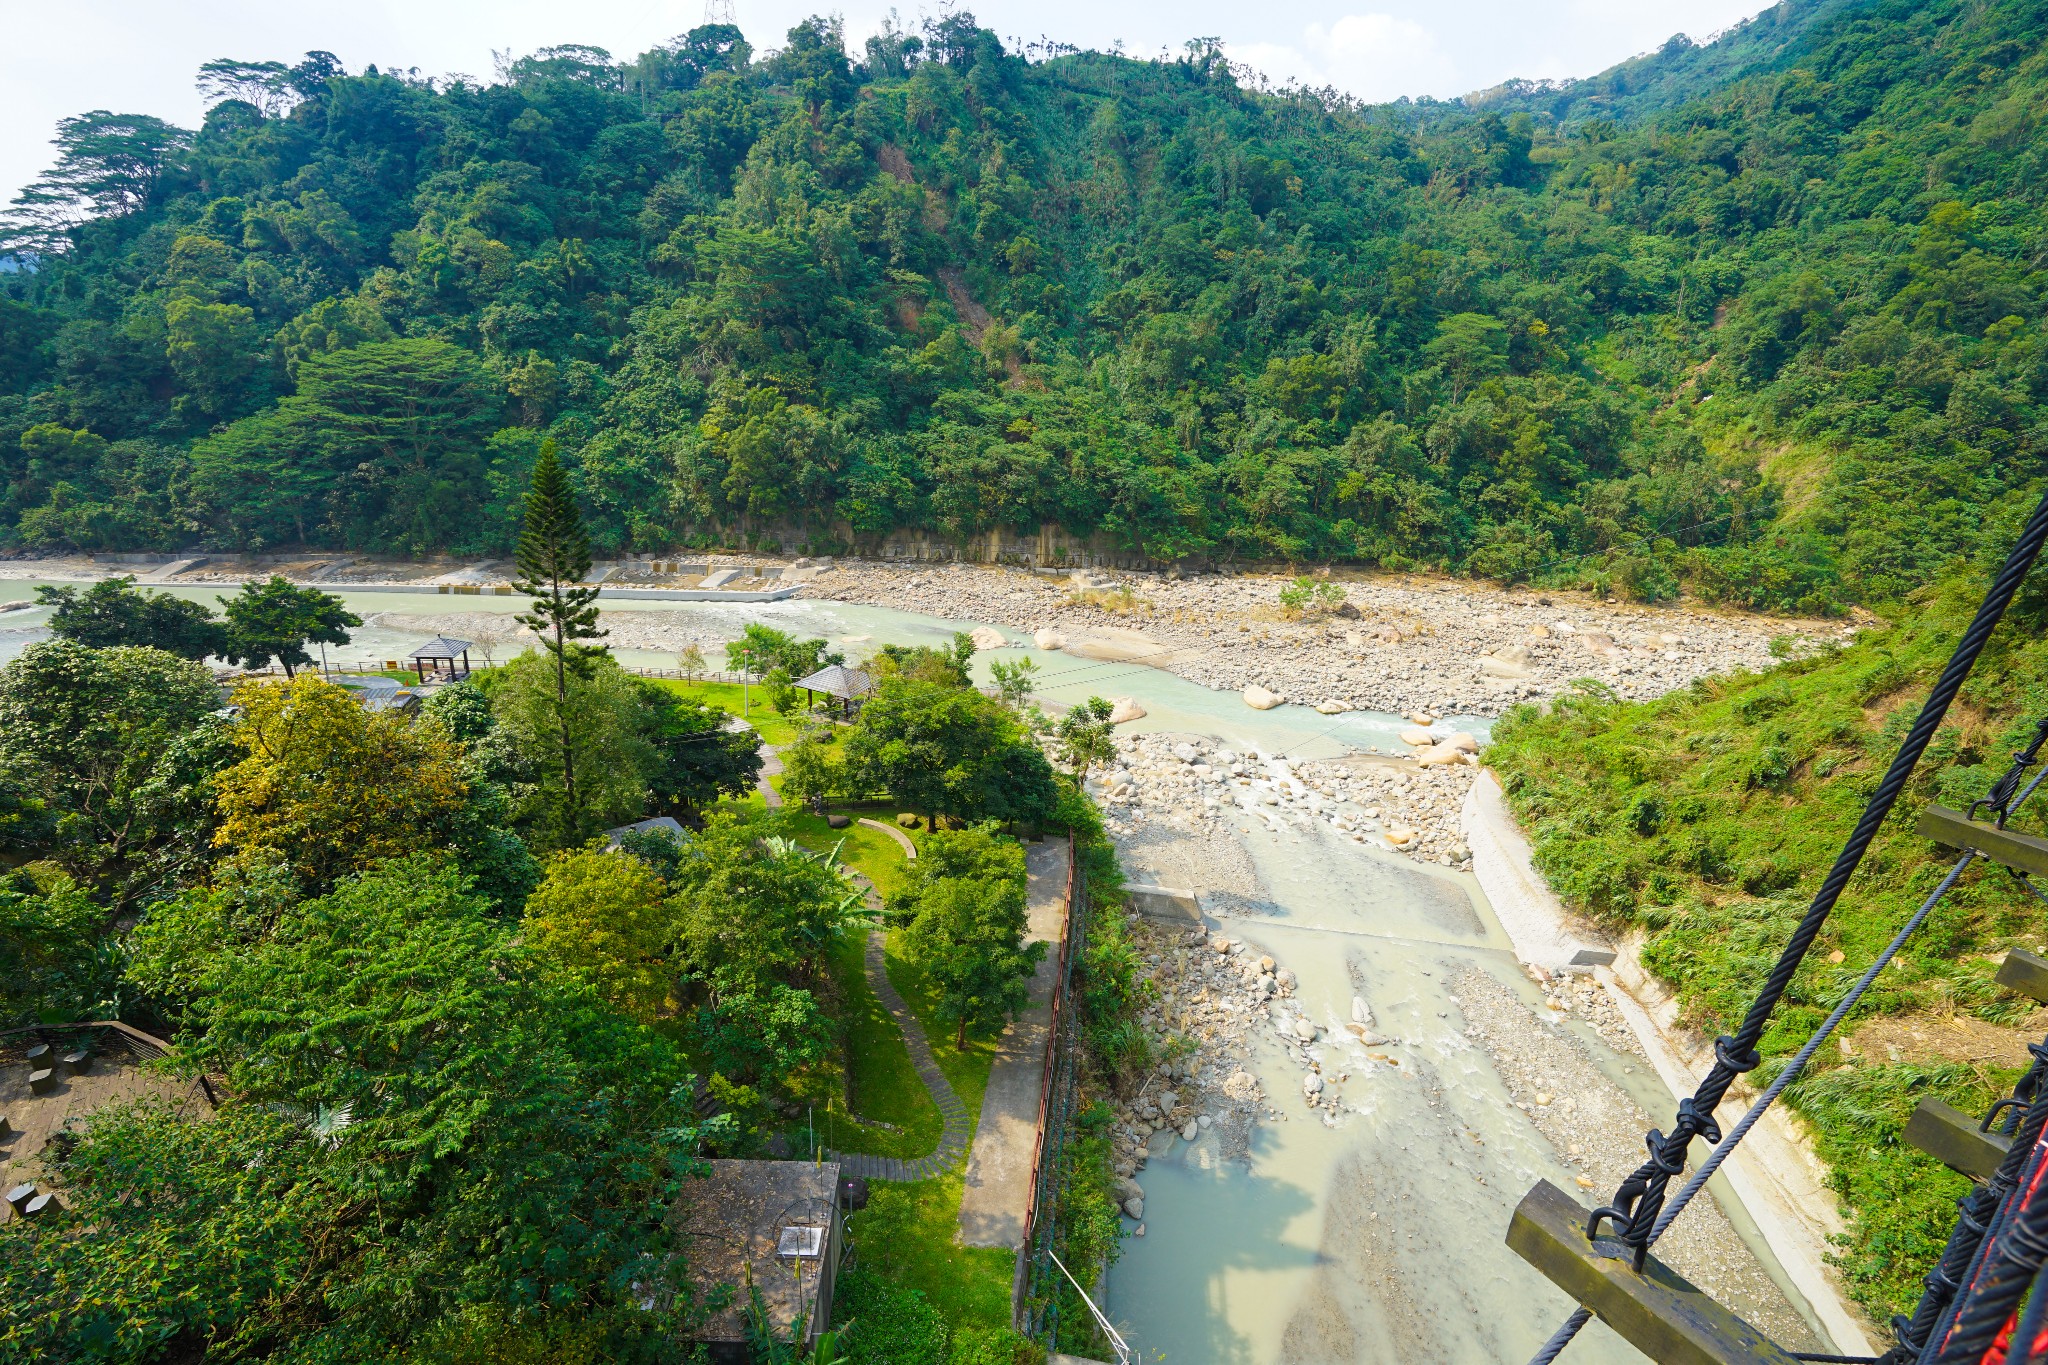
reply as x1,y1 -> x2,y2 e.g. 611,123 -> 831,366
1487,575 -> 2048,1317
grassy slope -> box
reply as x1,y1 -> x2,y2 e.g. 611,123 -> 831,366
842,1175 -> 1018,1334
1486,578 -> 2048,1317
638,677 -> 806,746
780,791 -> 1012,1339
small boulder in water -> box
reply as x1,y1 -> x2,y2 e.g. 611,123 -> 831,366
1242,684 -> 1282,710
969,625 -> 1008,651
1109,696 -> 1147,724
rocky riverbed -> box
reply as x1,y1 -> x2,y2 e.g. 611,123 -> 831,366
806,561 -> 1850,719
1097,729 -> 1481,872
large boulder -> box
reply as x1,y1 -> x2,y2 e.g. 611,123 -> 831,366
1109,696 -> 1147,724
1445,731 -> 1480,754
1242,684 -> 1282,710
1398,727 -> 1435,746
969,625 -> 1008,651
1491,643 -> 1534,667
1315,699 -> 1349,715
1480,656 -> 1531,679
1033,626 -> 1066,650
1417,744 -> 1468,767
1579,629 -> 1618,657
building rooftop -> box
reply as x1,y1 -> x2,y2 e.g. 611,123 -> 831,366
675,1159 -> 841,1349
604,815 -> 689,849
330,674 -> 419,713
407,637 -> 474,659
793,664 -> 873,700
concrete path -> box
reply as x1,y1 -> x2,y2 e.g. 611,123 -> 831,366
756,741 -> 782,808
858,816 -> 918,859
957,838 -> 1071,1248
829,922 -> 972,1183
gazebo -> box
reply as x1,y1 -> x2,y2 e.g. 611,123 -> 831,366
792,664 -> 873,717
408,637 -> 473,683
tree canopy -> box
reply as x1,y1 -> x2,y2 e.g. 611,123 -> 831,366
0,1 -> 2041,608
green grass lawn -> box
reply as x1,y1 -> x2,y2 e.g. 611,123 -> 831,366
777,807 -> 916,899
842,1172 -> 1016,1332
638,677 -> 809,745
771,798 -> 960,1159
818,931 -> 942,1159
886,931 -> 998,1126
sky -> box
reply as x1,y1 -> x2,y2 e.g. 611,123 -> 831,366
1,0 -> 1776,206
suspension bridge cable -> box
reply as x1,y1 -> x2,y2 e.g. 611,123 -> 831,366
1653,850 -> 1978,1243
1528,851 -> 1976,1363
1526,483 -> 2048,1362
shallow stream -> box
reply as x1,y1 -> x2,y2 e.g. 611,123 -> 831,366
0,579 -> 1829,1360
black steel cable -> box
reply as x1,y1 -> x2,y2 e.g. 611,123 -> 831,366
1589,486 -> 2048,1273
1916,1136 -> 2048,1365
1884,1053 -> 2048,1364
1934,1150 -> 2048,1363
1529,485 -> 2048,1364
2007,1260 -> 2048,1365
1528,1308 -> 1593,1365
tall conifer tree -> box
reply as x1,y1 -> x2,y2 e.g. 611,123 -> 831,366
512,440 -> 608,829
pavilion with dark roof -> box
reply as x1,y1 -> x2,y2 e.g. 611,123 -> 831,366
408,637 -> 473,683
792,664 -> 873,716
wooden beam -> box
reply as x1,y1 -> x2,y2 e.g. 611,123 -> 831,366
1903,1098 -> 2011,1182
1506,1180 -> 1803,1365
1997,949 -> 2048,1006
1918,804 -> 2048,880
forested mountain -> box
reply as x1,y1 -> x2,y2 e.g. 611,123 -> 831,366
0,0 -> 2044,610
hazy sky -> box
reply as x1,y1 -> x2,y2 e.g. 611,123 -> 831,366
2,0 -> 1774,207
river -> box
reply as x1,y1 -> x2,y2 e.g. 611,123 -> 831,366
0,579 -> 1835,1362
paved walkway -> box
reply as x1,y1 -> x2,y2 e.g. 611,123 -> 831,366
858,816 -> 918,859
957,838 -> 1070,1247
756,741 -> 782,808
829,924 -> 972,1182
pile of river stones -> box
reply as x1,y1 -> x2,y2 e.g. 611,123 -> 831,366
1111,918 -> 1406,1228
806,560 -> 1837,719
1096,730 -> 1479,870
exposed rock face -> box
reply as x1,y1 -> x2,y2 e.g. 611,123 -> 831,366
1243,684 -> 1282,710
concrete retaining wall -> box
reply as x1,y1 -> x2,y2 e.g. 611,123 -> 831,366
1124,884 -> 1201,923
1460,766 -> 1879,1356
1461,771 -> 1613,971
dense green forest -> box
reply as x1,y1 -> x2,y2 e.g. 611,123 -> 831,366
0,0 -> 2043,610
0,577 -> 1137,1358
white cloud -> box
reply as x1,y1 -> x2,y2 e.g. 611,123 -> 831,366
1227,12 -> 1461,101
